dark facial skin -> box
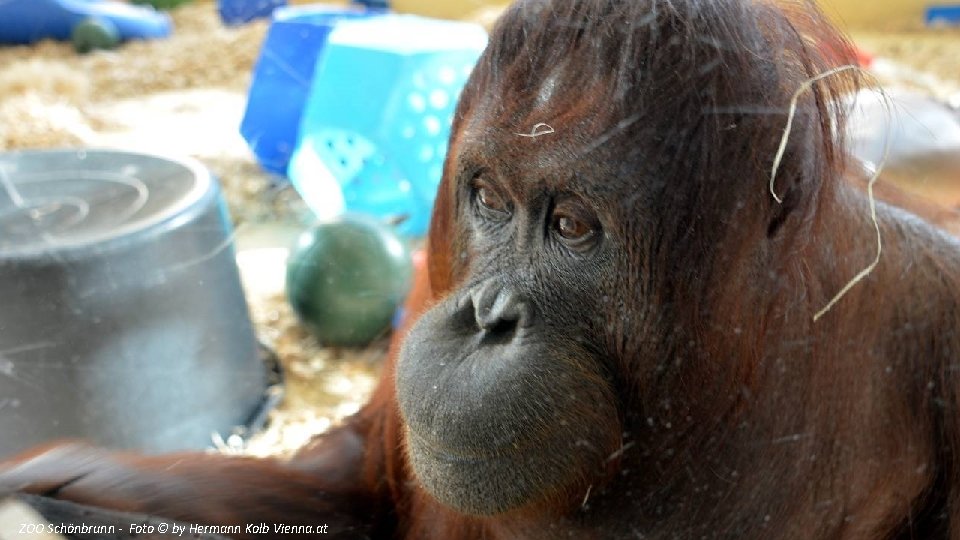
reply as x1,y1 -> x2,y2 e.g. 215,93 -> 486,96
396,131 -> 625,515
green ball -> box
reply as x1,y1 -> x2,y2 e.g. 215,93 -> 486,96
286,216 -> 413,347
72,17 -> 120,54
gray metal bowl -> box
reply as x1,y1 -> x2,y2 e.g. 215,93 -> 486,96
0,149 -> 268,458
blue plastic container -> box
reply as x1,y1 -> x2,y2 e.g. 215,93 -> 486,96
289,15 -> 487,236
925,5 -> 960,26
240,5 -> 383,175
218,0 -> 287,25
0,0 -> 171,44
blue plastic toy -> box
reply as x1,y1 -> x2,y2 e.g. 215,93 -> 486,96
288,15 -> 487,237
0,0 -> 171,45
240,5 -> 385,175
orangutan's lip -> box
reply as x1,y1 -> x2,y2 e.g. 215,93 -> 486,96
406,428 -> 491,462
404,426 -> 545,465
